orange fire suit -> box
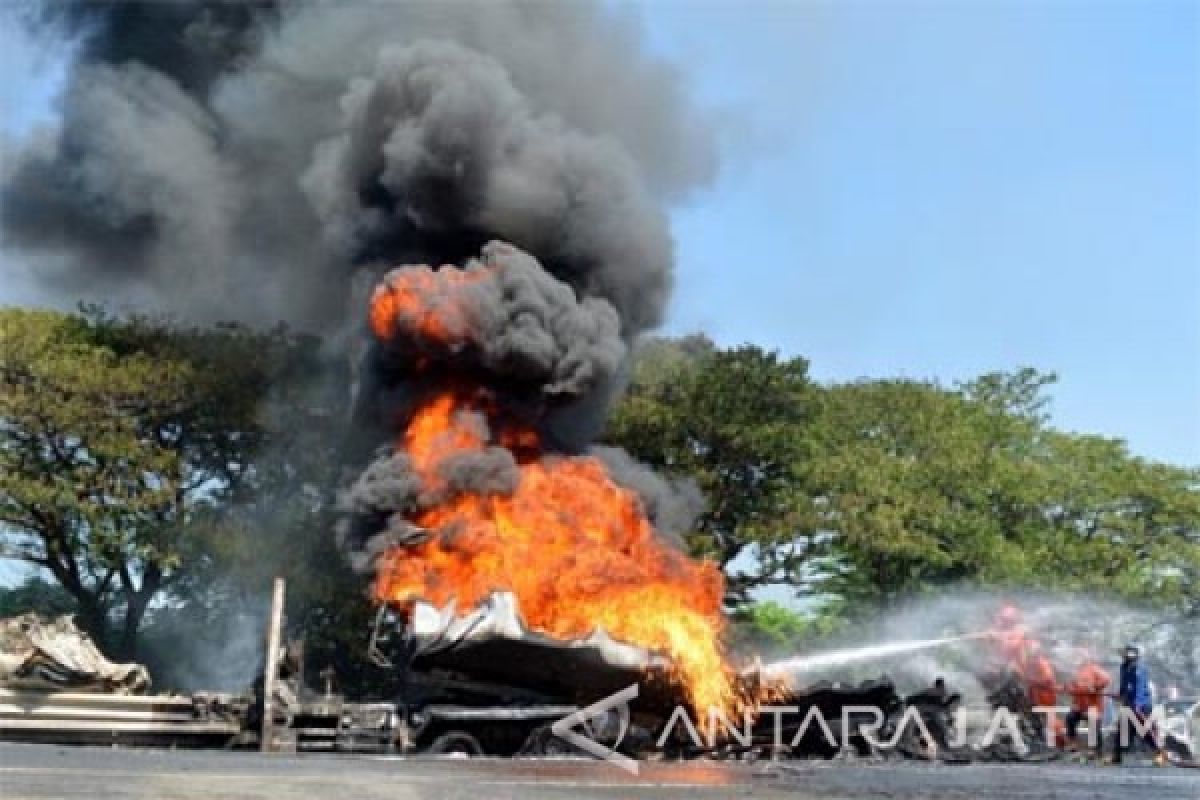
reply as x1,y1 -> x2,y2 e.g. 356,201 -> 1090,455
1066,662 -> 1111,716
1065,662 -> 1111,752
1026,654 -> 1065,744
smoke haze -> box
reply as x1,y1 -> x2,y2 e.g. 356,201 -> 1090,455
3,3 -> 729,696
2,1 -> 716,334
761,590 -> 1200,700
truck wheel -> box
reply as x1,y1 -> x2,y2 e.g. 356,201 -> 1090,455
519,727 -> 575,756
427,731 -> 484,756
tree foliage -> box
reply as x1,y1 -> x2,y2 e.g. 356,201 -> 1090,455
606,335 -> 823,607
814,371 -> 1200,608
0,574 -> 77,619
4,312 -> 1197,680
0,307 -> 332,657
730,599 -> 846,652
608,339 -> 1200,618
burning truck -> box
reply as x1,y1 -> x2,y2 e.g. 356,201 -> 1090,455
305,38 -> 756,751
8,1 -> 1194,768
330,239 -> 750,754
0,12 -> 882,755
0,237 -> 903,755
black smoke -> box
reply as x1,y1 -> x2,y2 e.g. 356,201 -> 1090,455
38,1 -> 277,95
370,242 -> 625,402
4,1 -> 714,589
335,238 -> 706,569
2,1 -> 716,334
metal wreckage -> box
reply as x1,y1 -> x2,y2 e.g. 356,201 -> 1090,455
5,1 -> 1196,771
2,247 -> 1197,764
0,593 -> 964,757
4,590 -> 1195,763
2,248 -> 1197,763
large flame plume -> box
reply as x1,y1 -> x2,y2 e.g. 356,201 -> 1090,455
3,0 -> 737,721
363,244 -> 736,717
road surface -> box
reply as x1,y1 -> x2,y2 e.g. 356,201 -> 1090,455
0,744 -> 1197,799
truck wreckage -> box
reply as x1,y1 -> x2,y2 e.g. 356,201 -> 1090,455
0,613 -> 242,746
2,588 -> 1196,765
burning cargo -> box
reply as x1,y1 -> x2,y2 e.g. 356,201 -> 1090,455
2,0 -> 747,744
404,593 -> 673,704
338,240 -> 740,723
298,25 -> 744,728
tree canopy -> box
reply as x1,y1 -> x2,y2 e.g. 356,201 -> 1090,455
606,335 -> 824,607
2,312 -> 1196,679
0,574 -> 76,619
606,338 -> 1200,619
814,372 -> 1200,608
0,307 -> 331,657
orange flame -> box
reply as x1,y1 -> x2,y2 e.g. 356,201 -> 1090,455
369,265 -> 491,345
369,377 -> 736,717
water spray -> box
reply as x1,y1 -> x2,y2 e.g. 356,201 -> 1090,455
761,631 -> 993,676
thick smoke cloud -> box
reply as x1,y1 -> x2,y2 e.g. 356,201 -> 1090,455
2,1 -> 716,334
6,1 -> 719,603
304,41 -> 671,334
339,453 -> 423,518
37,1 -> 277,95
3,64 -> 236,303
336,452 -> 428,574
372,241 -> 625,401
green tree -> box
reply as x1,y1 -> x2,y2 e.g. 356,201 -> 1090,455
0,308 -> 326,658
606,336 -> 823,608
1027,431 -> 1200,605
0,574 -> 77,618
809,378 -> 1034,603
611,340 -> 1200,620
810,370 -> 1200,609
730,599 -> 846,652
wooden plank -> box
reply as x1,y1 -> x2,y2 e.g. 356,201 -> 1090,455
261,577 -> 286,753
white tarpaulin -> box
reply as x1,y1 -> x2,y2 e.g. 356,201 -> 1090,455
0,614 -> 150,693
407,592 -> 670,699
410,591 -> 666,672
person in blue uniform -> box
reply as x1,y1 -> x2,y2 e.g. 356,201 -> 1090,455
1112,645 -> 1166,765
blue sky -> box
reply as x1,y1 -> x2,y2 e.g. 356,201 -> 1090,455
1,1 -> 1197,465
636,0 -> 1198,465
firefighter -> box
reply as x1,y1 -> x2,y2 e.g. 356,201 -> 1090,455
988,604 -> 1030,679
1024,641 -> 1064,745
1064,652 -> 1110,757
996,604 -> 1021,627
1112,645 -> 1166,766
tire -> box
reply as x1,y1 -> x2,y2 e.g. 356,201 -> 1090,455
426,730 -> 484,756
519,728 -> 577,757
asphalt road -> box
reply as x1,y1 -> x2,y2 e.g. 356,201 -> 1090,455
1,744 -> 1198,799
